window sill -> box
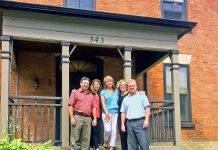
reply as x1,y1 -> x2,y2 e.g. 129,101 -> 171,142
181,122 -> 195,128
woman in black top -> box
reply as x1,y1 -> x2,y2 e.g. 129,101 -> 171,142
116,79 -> 128,150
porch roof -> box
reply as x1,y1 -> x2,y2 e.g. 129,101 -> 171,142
0,1 -> 196,39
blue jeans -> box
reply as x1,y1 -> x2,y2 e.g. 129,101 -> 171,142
126,118 -> 149,150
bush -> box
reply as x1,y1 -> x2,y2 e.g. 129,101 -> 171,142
0,136 -> 53,150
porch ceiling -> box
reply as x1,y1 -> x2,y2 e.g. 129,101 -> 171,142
13,40 -> 168,76
13,40 -> 120,57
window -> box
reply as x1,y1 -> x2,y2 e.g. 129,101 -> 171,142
162,0 -> 187,21
64,0 -> 95,10
164,64 -> 192,123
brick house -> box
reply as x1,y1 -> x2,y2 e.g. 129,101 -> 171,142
0,0 -> 217,150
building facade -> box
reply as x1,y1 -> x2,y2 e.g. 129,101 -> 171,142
0,0 -> 217,149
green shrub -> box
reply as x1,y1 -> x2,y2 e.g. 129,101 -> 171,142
0,136 -> 53,150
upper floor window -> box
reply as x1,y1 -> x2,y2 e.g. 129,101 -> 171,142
64,0 -> 95,10
164,64 -> 192,123
162,0 -> 187,21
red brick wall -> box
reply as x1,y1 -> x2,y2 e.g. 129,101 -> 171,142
14,0 -> 63,6
96,0 -> 161,18
17,51 -> 55,96
179,0 -> 218,140
103,57 -> 123,84
146,63 -> 164,101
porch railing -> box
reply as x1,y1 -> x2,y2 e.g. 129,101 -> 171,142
149,100 -> 175,142
8,97 -> 175,145
8,96 -> 62,145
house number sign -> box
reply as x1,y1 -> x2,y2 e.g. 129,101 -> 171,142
89,36 -> 104,44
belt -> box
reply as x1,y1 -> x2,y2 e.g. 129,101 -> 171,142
127,117 -> 145,122
74,111 -> 90,117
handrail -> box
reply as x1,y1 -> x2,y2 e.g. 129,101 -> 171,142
149,100 -> 174,103
9,95 -> 62,101
9,103 -> 62,107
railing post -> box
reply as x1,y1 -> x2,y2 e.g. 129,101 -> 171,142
0,35 -> 12,138
124,47 -> 132,81
170,50 -> 182,148
61,41 -> 70,147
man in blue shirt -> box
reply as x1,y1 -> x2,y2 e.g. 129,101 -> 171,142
120,79 -> 150,150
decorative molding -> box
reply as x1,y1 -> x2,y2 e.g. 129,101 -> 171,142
0,35 -> 11,41
124,47 -> 133,51
163,54 -> 192,65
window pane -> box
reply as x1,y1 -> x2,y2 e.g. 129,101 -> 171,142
64,0 -> 94,10
166,66 -> 172,93
165,66 -> 188,94
165,94 -> 190,121
180,67 -> 188,94
80,0 -> 93,10
180,94 -> 191,121
162,0 -> 186,21
65,0 -> 79,9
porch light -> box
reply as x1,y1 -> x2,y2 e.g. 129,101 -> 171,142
34,78 -> 40,89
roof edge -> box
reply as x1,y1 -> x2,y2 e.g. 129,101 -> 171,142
0,1 -> 197,39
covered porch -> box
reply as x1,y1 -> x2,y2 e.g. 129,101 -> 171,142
0,1 -> 196,149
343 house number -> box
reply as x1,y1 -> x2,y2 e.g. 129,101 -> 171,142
89,36 -> 104,44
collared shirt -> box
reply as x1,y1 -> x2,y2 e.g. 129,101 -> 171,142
120,91 -> 150,120
100,89 -> 119,113
68,88 -> 97,116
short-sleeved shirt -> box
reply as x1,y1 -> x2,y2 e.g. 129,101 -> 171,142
120,91 -> 150,120
68,88 -> 97,116
100,89 -> 119,113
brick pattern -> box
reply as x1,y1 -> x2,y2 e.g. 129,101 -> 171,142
14,0 -> 63,6
103,57 -> 123,83
96,0 -> 161,18
147,63 -> 164,101
179,0 -> 218,140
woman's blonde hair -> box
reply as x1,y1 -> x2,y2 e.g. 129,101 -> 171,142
103,75 -> 115,89
90,79 -> 102,95
116,79 -> 127,92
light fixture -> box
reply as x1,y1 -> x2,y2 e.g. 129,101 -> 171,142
34,78 -> 40,89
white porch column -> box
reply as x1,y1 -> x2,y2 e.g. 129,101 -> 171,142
61,41 -> 70,147
170,50 -> 182,147
0,35 -> 11,138
123,47 -> 132,81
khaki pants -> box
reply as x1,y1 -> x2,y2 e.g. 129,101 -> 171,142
70,115 -> 92,150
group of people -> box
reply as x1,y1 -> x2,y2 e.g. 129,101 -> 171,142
68,75 -> 150,150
